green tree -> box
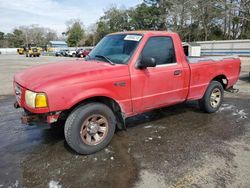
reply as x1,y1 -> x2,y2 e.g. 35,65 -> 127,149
12,29 -> 24,47
94,21 -> 110,43
0,31 -> 4,40
18,25 -> 58,46
129,3 -> 166,30
66,20 -> 85,47
5,33 -> 14,47
0,31 -> 4,47
94,7 -> 130,43
102,7 -> 130,32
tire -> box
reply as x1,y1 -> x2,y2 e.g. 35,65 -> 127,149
64,103 -> 116,154
199,81 -> 224,113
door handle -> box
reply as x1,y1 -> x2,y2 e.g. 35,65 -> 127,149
174,70 -> 182,75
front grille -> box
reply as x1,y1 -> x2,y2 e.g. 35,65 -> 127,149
15,84 -> 22,104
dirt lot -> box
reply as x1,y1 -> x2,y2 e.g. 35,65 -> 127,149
0,54 -> 250,188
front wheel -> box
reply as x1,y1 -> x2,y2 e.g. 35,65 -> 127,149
199,81 -> 224,113
64,103 -> 116,154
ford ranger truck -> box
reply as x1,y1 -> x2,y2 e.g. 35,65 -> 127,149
14,31 -> 241,154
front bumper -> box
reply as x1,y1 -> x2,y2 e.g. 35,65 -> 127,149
14,101 -> 61,125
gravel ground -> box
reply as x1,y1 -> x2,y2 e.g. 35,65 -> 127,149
0,54 -> 249,188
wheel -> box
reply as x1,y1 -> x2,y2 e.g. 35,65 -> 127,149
64,103 -> 116,154
72,53 -> 76,57
199,81 -> 224,113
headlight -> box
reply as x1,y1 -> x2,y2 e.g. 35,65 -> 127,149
25,90 -> 48,108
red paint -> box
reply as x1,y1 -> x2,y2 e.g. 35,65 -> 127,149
14,31 -> 241,120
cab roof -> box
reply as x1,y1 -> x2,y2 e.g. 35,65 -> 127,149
108,30 -> 178,37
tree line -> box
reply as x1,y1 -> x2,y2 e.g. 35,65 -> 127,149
0,25 -> 59,48
93,0 -> 250,43
1,0 -> 250,48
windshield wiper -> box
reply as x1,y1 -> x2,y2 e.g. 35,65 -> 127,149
95,55 -> 115,65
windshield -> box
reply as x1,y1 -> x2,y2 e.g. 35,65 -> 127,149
86,34 -> 142,64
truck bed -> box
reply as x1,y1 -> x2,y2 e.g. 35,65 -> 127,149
186,55 -> 241,101
187,55 -> 239,64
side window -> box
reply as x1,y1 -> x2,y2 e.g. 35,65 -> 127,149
141,37 -> 176,65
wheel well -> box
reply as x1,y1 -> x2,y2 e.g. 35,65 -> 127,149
61,96 -> 126,130
212,75 -> 228,89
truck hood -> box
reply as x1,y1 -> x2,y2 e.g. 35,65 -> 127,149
14,60 -> 130,91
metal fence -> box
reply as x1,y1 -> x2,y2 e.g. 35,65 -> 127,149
196,39 -> 250,56
0,48 -> 18,54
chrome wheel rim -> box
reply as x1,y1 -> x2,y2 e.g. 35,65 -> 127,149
80,114 -> 109,145
210,88 -> 222,108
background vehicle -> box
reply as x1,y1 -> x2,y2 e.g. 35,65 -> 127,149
17,46 -> 25,55
25,44 -> 42,57
77,48 -> 92,58
14,31 -> 241,155
55,49 -> 70,57
68,49 -> 76,57
75,48 -> 84,57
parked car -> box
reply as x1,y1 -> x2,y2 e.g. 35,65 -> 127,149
75,48 -> 84,57
82,48 -> 92,57
68,50 -> 76,57
76,48 -> 92,58
55,49 -> 69,57
13,31 -> 241,155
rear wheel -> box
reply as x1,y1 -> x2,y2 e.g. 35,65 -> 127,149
64,103 -> 116,154
199,81 -> 224,113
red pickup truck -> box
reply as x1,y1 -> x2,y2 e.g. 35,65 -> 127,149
14,31 -> 241,154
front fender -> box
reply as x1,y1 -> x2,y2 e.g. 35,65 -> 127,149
69,88 -> 118,108
48,86 -> 132,115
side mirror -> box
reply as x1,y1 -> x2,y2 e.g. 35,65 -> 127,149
136,57 -> 156,69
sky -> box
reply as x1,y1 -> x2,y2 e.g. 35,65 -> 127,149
0,0 -> 142,35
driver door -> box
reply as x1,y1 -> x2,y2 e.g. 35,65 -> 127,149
140,36 -> 186,110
